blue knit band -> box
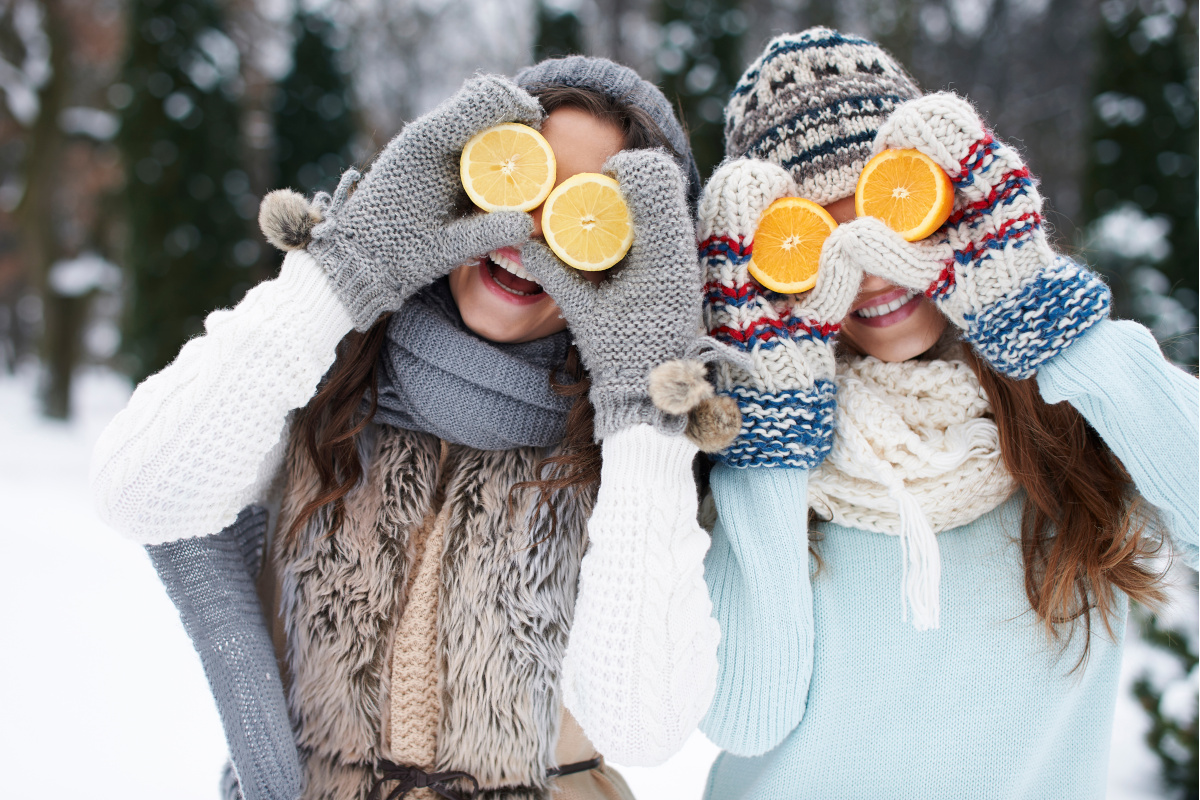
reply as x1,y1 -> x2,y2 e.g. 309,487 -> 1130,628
963,257 -> 1111,379
718,380 -> 838,469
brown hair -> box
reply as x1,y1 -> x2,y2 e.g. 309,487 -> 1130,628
287,83 -> 681,541
960,345 -> 1165,664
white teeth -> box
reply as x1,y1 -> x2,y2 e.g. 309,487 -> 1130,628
489,249 -> 537,283
854,290 -> 916,318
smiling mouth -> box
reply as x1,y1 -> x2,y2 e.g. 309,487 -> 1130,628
486,248 -> 544,297
853,289 -> 917,318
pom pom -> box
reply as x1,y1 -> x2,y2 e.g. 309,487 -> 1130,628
686,395 -> 741,453
259,189 -> 321,251
649,359 -> 713,415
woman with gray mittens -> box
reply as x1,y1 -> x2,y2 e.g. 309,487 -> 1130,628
90,58 -> 727,800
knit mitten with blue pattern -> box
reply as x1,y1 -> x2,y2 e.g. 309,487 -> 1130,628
700,158 -> 861,469
824,92 -> 1111,379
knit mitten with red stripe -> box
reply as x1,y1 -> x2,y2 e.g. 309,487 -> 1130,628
826,92 -> 1110,379
700,158 -> 861,469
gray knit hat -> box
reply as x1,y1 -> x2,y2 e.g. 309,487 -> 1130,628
516,56 -> 701,209
725,28 -> 921,205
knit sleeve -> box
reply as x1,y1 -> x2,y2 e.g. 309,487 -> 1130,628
701,463 -> 814,756
90,250 -> 355,545
1036,318 -> 1199,568
562,424 -> 720,767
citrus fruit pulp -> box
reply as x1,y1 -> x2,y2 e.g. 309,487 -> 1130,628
541,172 -> 633,272
748,197 -> 838,294
854,148 -> 954,241
460,123 -> 557,212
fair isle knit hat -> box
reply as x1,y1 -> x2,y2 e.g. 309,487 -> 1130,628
725,28 -> 921,205
516,56 -> 702,210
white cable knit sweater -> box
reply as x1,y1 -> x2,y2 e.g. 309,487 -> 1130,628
89,249 -> 719,766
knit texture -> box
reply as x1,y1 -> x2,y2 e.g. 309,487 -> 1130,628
146,507 -> 302,800
823,92 -> 1111,378
374,278 -> 574,450
724,28 -> 921,205
520,149 -> 706,440
516,56 -> 702,209
563,424 -> 721,766
701,319 -> 1198,798
306,74 -> 539,331
90,250 -> 353,545
699,158 -> 860,468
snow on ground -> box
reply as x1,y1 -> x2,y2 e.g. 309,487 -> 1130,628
0,367 -> 1191,799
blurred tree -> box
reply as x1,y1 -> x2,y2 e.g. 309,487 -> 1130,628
272,10 -> 356,198
1131,602 -> 1200,796
534,0 -> 585,60
654,0 -> 748,176
116,0 -> 247,382
1083,0 -> 1198,369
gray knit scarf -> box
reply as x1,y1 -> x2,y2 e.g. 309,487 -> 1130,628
373,278 -> 575,450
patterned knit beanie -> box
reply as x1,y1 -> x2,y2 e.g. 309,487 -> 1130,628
516,56 -> 702,210
725,28 -> 921,205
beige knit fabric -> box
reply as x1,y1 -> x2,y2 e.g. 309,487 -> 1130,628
385,503 -> 448,774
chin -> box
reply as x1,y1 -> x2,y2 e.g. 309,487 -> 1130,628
447,259 -> 568,344
840,297 -> 948,362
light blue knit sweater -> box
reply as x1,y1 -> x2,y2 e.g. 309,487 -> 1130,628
701,319 -> 1198,799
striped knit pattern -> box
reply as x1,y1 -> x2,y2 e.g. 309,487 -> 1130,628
872,93 -> 1112,379
698,159 -> 859,470
724,28 -> 920,205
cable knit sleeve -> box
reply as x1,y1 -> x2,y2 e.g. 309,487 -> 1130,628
562,424 -> 720,766
1036,317 -> 1199,568
90,250 -> 355,545
701,464 -> 814,757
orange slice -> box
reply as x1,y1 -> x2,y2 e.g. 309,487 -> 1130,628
854,148 -> 954,241
541,172 -> 633,271
460,123 -> 557,212
749,197 -> 838,293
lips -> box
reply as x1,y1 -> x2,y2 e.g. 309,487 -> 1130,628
849,287 -> 923,328
477,254 -> 548,306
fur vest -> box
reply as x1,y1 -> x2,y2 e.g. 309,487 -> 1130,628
273,423 -> 596,800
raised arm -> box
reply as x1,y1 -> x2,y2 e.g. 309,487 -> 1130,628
91,74 -> 543,545
90,250 -> 353,544
695,158 -> 859,755
1036,319 -> 1199,567
521,149 -> 723,765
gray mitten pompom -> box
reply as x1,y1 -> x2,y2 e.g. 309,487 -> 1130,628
259,189 -> 322,252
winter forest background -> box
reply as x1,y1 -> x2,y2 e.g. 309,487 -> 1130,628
0,0 -> 1196,797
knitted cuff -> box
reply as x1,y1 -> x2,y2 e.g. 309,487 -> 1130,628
718,379 -> 837,469
307,234 -> 403,332
966,256 -> 1112,379
591,386 -> 687,442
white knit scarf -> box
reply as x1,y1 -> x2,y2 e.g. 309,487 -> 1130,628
808,351 -> 1017,631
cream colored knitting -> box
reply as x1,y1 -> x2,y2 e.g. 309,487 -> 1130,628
808,351 -> 1017,629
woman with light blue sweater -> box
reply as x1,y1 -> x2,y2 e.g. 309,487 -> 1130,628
694,29 -> 1198,798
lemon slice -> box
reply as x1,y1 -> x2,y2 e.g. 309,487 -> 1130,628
460,123 -> 557,212
749,197 -> 838,293
855,148 -> 954,241
541,172 -> 633,272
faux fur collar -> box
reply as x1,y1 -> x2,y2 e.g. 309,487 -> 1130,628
275,424 -> 595,800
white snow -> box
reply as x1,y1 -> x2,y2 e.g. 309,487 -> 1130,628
0,366 -> 1192,799
58,107 -> 121,141
47,252 -> 122,297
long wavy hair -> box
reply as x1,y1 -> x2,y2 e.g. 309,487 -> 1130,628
958,345 -> 1165,663
286,83 -> 681,542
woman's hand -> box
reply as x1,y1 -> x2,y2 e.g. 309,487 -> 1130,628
307,75 -> 541,331
821,92 -> 1110,378
520,148 -> 705,440
700,158 -> 860,469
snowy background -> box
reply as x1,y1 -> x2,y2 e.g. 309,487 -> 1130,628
0,365 -> 1194,798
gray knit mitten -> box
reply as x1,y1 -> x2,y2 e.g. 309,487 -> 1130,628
520,149 -> 708,440
146,507 -> 301,800
307,74 -> 542,331
822,92 -> 1111,379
